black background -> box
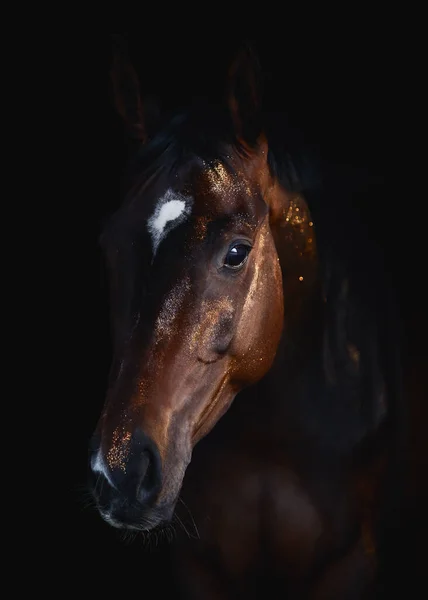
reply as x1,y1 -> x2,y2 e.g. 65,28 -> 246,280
43,25 -> 427,597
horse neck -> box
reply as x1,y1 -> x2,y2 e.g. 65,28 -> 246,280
247,277 -> 326,447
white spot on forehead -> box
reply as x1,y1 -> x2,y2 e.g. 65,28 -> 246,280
147,189 -> 192,255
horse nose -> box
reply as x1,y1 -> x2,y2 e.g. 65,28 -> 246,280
89,429 -> 162,508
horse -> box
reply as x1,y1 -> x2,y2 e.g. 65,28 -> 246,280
88,42 -> 399,598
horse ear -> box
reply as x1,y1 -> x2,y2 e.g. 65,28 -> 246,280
110,35 -> 150,144
227,44 -> 263,145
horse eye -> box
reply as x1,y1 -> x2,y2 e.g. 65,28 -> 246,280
224,244 -> 251,270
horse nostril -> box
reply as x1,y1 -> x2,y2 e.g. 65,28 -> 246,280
135,447 -> 161,505
88,429 -> 162,510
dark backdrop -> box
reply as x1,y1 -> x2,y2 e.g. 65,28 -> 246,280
49,28 -> 426,597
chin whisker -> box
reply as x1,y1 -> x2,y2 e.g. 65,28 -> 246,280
173,512 -> 191,538
178,496 -> 200,539
75,482 -> 98,512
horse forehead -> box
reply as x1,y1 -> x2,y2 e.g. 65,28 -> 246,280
204,160 -> 256,197
195,160 -> 263,219
146,161 -> 262,253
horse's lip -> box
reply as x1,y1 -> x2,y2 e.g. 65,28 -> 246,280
100,509 -> 166,531
99,509 -> 127,529
99,503 -> 173,532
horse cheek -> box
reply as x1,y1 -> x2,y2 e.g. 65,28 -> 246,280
232,241 -> 283,386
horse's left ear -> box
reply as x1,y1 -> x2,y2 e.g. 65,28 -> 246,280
227,44 -> 263,146
110,35 -> 154,144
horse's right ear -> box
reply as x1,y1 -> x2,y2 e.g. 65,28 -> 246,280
110,36 -> 149,144
227,44 -> 263,146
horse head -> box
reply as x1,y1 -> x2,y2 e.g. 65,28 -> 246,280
89,45 -> 319,531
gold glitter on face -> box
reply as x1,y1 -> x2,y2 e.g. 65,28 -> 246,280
194,215 -> 210,241
106,426 -> 132,473
204,160 -> 253,200
205,161 -> 230,194
154,276 -> 191,343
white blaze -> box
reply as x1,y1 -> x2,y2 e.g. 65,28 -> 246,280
147,189 -> 192,255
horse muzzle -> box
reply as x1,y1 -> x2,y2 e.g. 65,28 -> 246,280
88,428 -> 174,530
